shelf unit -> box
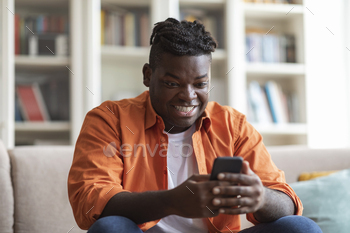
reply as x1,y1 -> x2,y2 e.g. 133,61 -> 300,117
15,55 -> 70,67
15,121 -> 70,132
242,1 -> 307,145
1,0 -> 349,148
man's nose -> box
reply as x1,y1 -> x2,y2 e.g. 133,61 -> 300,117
178,85 -> 197,102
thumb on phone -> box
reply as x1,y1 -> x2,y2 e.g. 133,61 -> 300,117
241,161 -> 254,175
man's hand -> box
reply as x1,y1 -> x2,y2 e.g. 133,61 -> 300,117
211,161 -> 266,215
211,160 -> 295,222
169,174 -> 231,218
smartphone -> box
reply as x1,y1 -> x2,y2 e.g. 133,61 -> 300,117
209,157 -> 243,180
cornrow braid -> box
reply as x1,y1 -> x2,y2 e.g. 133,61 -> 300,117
149,18 -> 217,70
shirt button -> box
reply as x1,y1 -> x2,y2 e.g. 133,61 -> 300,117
161,138 -> 165,142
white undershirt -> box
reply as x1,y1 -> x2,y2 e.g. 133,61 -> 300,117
146,124 -> 208,233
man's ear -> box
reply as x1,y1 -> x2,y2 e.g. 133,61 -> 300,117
143,63 -> 152,87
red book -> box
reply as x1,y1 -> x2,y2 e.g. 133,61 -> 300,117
14,14 -> 20,55
16,84 -> 50,122
43,16 -> 48,33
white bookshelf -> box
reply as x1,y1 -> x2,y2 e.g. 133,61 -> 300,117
1,0 -> 349,148
101,46 -> 226,62
252,123 -> 307,135
244,3 -> 303,18
246,63 -> 305,76
15,122 -> 70,132
101,46 -> 149,60
15,55 -> 70,67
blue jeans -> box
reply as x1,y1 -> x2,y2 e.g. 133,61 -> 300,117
88,215 -> 322,233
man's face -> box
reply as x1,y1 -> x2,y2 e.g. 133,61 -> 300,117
143,53 -> 211,134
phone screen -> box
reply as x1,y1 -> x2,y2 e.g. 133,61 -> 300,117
210,157 -> 243,180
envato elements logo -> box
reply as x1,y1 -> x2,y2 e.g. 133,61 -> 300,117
103,141 -> 117,158
103,142 -> 193,158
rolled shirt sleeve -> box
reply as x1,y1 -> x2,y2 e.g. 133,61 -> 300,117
67,106 -> 130,230
233,116 -> 303,225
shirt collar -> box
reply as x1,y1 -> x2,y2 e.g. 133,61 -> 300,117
144,91 -> 159,130
144,91 -> 212,132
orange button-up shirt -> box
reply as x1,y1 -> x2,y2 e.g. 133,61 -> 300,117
68,91 -> 302,232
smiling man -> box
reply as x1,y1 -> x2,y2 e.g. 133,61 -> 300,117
68,18 -> 321,233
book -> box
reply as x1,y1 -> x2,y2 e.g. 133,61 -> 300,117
139,13 -> 149,47
246,28 -> 296,63
101,8 -> 149,47
15,95 -> 23,122
16,72 -> 70,121
101,10 -> 105,45
124,12 -> 136,47
265,81 -> 288,123
15,14 -> 20,55
14,13 -> 69,55
248,81 -> 273,123
16,83 -> 50,122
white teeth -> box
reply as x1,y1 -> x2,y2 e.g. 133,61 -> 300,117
174,106 -> 195,112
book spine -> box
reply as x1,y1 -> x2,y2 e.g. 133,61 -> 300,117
265,82 -> 278,123
124,12 -> 136,47
101,10 -> 105,45
139,13 -> 149,47
15,14 -> 20,55
32,83 -> 50,121
16,85 -> 45,122
20,17 -> 26,54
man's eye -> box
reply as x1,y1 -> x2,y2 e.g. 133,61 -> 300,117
196,82 -> 208,87
165,81 -> 178,87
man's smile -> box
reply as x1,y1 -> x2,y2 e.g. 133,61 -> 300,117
171,105 -> 199,117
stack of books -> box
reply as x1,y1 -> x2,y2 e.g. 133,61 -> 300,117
101,8 -> 150,47
246,28 -> 296,63
14,13 -> 69,56
15,73 -> 70,122
247,81 -> 299,124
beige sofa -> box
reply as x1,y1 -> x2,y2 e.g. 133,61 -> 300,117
1,140 -> 350,233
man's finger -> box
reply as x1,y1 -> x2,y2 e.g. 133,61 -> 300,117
213,197 -> 253,208
218,173 -> 256,186
219,206 -> 252,215
212,185 -> 250,196
242,161 -> 254,175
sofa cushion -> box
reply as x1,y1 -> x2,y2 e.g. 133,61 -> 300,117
290,169 -> 350,233
9,146 -> 85,233
0,140 -> 14,233
268,146 -> 350,183
298,170 -> 338,181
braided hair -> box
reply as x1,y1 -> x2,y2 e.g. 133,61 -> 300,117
149,18 -> 217,70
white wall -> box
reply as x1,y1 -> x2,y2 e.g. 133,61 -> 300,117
304,0 -> 350,148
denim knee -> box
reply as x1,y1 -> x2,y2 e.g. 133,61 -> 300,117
272,215 -> 322,233
88,215 -> 143,233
